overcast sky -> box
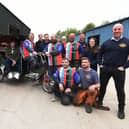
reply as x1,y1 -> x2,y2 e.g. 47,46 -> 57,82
1,0 -> 129,40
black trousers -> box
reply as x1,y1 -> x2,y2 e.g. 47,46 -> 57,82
98,66 -> 125,110
48,66 -> 57,80
24,56 -> 36,72
91,64 -> 97,71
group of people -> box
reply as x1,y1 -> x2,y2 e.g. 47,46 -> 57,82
2,23 -> 129,119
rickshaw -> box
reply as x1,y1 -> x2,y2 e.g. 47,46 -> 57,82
0,35 -> 54,93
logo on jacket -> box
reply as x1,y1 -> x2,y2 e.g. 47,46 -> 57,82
119,43 -> 127,48
85,74 -> 91,79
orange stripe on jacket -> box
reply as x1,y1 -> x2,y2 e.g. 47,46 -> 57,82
22,39 -> 34,58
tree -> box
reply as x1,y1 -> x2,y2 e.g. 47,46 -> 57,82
56,30 -> 61,41
101,20 -> 110,25
81,22 -> 96,33
56,28 -> 80,41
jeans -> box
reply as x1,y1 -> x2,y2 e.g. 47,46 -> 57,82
4,59 -> 21,73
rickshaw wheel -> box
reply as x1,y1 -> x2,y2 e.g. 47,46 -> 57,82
41,71 -> 53,93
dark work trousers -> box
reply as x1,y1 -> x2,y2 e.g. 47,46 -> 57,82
52,83 -> 61,97
48,66 -> 58,80
4,59 -> 21,73
48,65 -> 61,80
52,83 -> 77,105
91,64 -> 97,71
98,66 -> 125,111
24,56 -> 36,72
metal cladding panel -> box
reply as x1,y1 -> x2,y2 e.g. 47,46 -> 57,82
85,19 -> 129,45
122,20 -> 129,38
0,3 -> 30,35
86,25 -> 113,45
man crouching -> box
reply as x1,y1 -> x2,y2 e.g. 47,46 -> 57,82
73,57 -> 100,113
53,58 -> 80,105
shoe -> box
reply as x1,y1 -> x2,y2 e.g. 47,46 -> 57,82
117,111 -> 125,119
85,104 -> 92,113
25,72 -> 34,78
51,96 -> 59,102
0,64 -> 5,73
7,72 -> 13,79
14,72 -> 20,80
97,100 -> 103,106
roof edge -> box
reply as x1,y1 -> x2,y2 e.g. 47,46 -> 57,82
0,2 -> 31,31
86,16 -> 129,33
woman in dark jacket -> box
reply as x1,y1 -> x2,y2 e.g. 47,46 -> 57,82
85,38 -> 99,71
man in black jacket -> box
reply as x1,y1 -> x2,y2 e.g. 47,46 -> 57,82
35,33 -> 50,52
97,23 -> 129,119
35,34 -> 44,52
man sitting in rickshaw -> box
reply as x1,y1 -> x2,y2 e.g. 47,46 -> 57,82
4,40 -> 21,79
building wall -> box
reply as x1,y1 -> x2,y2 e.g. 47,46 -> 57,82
0,3 -> 30,36
85,19 -> 129,45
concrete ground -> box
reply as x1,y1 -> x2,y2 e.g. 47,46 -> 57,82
0,70 -> 129,129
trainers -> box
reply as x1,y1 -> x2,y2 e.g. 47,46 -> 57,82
0,64 -> 5,73
14,72 -> 20,80
117,111 -> 125,119
7,72 -> 13,79
85,104 -> 92,113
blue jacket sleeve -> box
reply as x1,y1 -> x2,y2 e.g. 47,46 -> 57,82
53,70 -> 60,81
50,44 -> 63,56
24,41 -> 33,52
73,72 -> 80,84
79,45 -> 84,56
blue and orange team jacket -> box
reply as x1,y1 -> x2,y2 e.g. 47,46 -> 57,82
54,67 -> 80,88
20,39 -> 35,58
44,42 -> 63,66
64,41 -> 83,61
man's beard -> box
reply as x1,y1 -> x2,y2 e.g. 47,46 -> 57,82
64,66 -> 69,69
70,39 -> 74,42
83,66 -> 89,69
51,40 -> 57,44
80,39 -> 85,43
